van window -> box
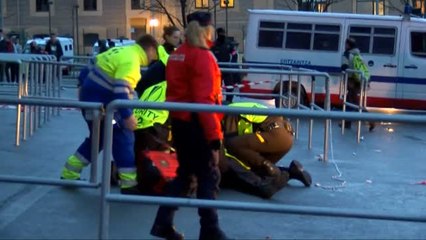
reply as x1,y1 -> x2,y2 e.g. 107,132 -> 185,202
286,23 -> 312,50
69,45 -> 73,50
411,31 -> 426,58
313,24 -> 340,51
257,20 -> 340,51
65,45 -> 68,51
349,26 -> 396,55
258,21 -> 284,48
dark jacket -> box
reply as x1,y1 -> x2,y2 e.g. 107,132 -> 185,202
45,39 -> 63,60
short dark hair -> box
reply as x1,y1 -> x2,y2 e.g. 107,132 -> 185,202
137,34 -> 158,50
346,38 -> 356,49
163,26 -> 180,40
216,27 -> 225,36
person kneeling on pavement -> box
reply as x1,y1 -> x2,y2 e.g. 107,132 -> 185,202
220,102 -> 312,198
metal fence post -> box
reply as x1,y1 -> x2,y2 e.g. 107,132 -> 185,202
341,73 -> 348,135
323,76 -> 331,162
99,109 -> 114,240
89,109 -> 101,184
308,78 -> 315,150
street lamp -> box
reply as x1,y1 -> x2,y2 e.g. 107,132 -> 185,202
213,0 -> 218,33
74,4 -> 80,55
48,1 -> 53,35
149,18 -> 159,36
220,0 -> 234,35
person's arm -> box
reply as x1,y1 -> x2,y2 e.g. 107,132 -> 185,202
113,60 -> 141,120
190,51 -> 223,145
56,42 -> 63,58
45,41 -> 52,54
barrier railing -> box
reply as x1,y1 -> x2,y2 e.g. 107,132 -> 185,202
0,54 -> 63,146
99,100 -> 426,239
0,96 -> 103,186
339,69 -> 369,143
220,67 -> 331,151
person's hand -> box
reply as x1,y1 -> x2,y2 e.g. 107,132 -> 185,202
211,150 -> 220,166
123,115 -> 137,130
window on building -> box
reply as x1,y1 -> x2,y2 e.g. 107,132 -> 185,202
258,21 -> 285,48
349,26 -> 396,55
131,0 -> 145,10
411,32 -> 426,58
356,0 -> 385,15
84,0 -> 97,11
195,0 -> 209,9
83,33 -> 99,47
36,0 -> 50,12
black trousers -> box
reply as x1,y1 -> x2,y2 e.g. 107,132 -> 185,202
153,117 -> 221,228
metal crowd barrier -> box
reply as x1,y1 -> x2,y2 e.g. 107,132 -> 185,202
99,100 -> 426,239
0,54 -> 62,146
339,69 -> 369,143
220,67 -> 331,152
0,96 -> 103,187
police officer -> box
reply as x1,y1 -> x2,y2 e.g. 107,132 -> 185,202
150,12 -> 229,240
223,102 -> 312,187
60,35 -> 158,195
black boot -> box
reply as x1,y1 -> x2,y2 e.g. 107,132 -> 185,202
120,186 -> 143,195
289,160 -> 312,187
260,160 -> 281,177
199,226 -> 229,240
150,224 -> 184,240
369,122 -> 376,132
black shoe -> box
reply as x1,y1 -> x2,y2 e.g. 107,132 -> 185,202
369,122 -> 376,132
199,227 -> 229,240
261,160 -> 281,177
120,186 -> 143,195
150,224 -> 184,240
289,160 -> 312,187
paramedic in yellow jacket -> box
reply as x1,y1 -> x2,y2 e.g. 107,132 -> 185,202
60,35 -> 158,195
223,102 -> 312,187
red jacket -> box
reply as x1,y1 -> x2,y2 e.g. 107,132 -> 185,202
166,42 -> 223,141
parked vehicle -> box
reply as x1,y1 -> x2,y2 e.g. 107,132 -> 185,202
243,9 -> 426,110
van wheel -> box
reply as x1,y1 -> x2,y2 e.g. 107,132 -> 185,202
273,82 -> 307,109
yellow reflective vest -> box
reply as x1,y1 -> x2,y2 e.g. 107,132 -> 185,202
228,102 -> 268,135
134,81 -> 168,129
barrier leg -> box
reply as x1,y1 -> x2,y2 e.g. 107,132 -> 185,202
308,79 -> 315,150
37,64 -> 42,128
356,79 -> 365,144
22,64 -> 28,141
287,75 -> 292,110
323,77 -> 331,162
341,74 -> 348,135
15,72 -> 22,147
295,74 -> 301,140
99,110 -> 114,240
89,110 -> 101,184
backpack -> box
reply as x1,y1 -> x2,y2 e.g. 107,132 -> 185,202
353,53 -> 370,82
137,150 -> 179,195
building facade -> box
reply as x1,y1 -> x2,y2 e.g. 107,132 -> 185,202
0,0 -> 424,54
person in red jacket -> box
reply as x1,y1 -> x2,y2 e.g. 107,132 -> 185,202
150,12 -> 229,240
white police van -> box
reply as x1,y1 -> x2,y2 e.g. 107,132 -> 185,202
243,9 -> 426,110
